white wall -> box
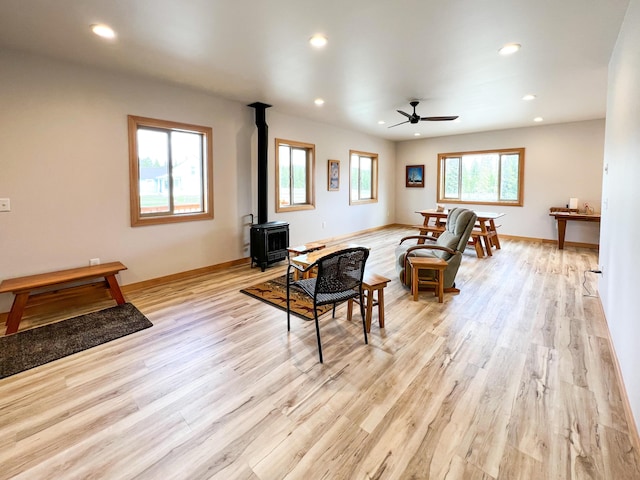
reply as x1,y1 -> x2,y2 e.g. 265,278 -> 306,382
600,0 -> 640,432
266,111 -> 396,246
395,120 -> 605,244
0,50 -> 395,311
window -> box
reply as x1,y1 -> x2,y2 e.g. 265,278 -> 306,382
128,115 -> 213,226
437,148 -> 524,206
349,150 -> 378,205
276,139 -> 315,212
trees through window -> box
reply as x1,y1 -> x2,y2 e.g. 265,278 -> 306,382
276,139 -> 315,212
350,150 -> 378,205
437,148 -> 524,206
128,115 -> 213,227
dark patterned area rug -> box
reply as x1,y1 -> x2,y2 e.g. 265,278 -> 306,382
240,275 -> 331,320
0,303 -> 152,379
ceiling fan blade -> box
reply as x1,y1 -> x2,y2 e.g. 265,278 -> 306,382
397,110 -> 411,119
388,120 -> 410,128
420,116 -> 459,121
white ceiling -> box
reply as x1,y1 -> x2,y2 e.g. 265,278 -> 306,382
0,0 -> 630,141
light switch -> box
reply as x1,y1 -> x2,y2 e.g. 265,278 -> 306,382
0,198 -> 10,212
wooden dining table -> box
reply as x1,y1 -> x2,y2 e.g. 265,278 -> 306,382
414,209 -> 505,258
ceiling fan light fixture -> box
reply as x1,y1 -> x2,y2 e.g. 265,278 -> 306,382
91,24 -> 116,39
388,100 -> 458,128
498,43 -> 521,56
378,120 -> 386,125
309,34 -> 328,48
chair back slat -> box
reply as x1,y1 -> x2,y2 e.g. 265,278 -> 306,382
315,248 -> 369,295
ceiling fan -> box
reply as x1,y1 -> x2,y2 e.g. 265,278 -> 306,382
388,100 -> 458,128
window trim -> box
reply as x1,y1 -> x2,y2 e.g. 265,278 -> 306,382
275,138 -> 316,213
349,149 -> 379,205
437,147 -> 525,207
128,115 -> 214,227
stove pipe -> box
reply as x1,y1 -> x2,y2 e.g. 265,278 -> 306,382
249,102 -> 272,225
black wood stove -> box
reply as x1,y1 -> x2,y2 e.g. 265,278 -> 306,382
248,102 -> 289,271
250,221 -> 289,271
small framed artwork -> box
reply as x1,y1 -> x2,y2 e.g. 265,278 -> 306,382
328,159 -> 340,191
406,164 -> 425,188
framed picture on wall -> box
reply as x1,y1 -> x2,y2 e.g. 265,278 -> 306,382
328,159 -> 340,191
406,164 -> 424,188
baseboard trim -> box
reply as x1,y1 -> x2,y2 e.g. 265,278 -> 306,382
122,257 -> 251,293
397,224 -> 599,250
498,233 -> 599,250
595,297 -> 640,454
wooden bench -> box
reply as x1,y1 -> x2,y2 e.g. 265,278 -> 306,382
470,222 -> 501,257
0,262 -> 127,335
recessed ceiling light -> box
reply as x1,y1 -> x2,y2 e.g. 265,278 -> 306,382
378,120 -> 385,125
522,94 -> 536,101
534,116 -> 544,122
309,34 -> 328,48
414,133 -> 421,137
91,24 -> 116,39
498,43 -> 521,56
314,98 -> 325,106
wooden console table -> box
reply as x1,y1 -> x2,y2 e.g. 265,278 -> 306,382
0,262 -> 127,335
549,211 -> 601,249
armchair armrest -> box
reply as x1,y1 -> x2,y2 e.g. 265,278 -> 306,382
404,244 -> 456,257
399,235 -> 437,245
286,259 -> 317,283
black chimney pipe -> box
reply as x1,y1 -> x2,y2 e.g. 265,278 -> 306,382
249,102 -> 272,225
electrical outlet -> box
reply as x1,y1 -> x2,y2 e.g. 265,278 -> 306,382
90,258 -> 101,266
0,198 -> 10,212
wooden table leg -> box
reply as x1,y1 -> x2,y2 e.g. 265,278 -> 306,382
411,265 -> 419,301
437,269 -> 444,303
377,288 -> 385,329
105,274 -> 126,305
365,289 -> 374,332
5,291 -> 30,335
473,236 -> 485,258
489,219 -> 501,249
347,299 -> 353,322
557,218 -> 567,249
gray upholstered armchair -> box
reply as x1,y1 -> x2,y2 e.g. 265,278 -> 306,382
395,208 -> 477,293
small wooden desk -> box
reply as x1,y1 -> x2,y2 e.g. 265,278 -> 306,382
0,262 -> 127,335
549,211 -> 601,249
415,209 -> 505,258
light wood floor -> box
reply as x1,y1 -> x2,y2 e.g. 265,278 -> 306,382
1,226 -> 639,479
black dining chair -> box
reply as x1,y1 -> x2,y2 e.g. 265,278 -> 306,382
286,247 -> 370,363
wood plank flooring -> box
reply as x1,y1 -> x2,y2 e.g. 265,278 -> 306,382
1,226 -> 639,479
